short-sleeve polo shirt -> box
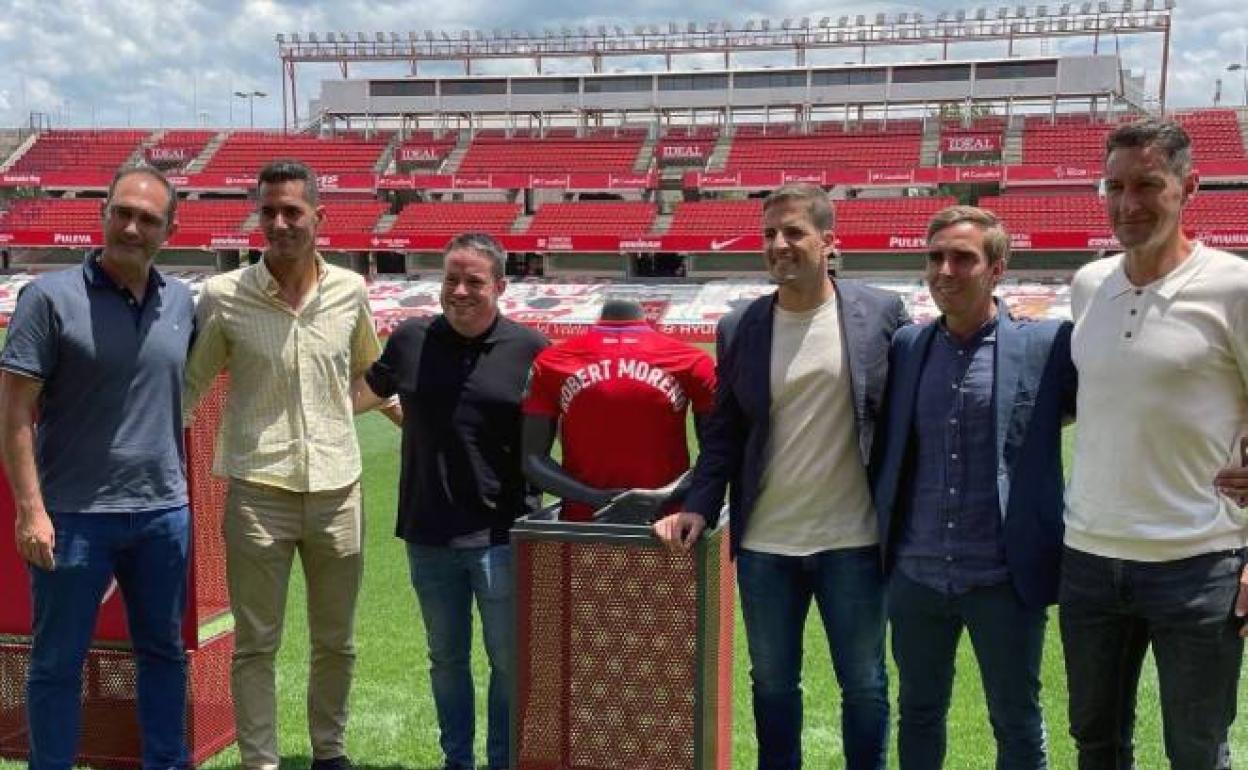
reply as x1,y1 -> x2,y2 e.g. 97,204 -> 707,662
1067,244 -> 1248,561
365,313 -> 549,545
0,251 -> 196,513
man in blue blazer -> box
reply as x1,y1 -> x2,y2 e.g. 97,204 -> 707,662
870,206 -> 1076,770
656,183 -> 909,770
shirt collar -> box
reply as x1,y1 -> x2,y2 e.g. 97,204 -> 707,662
591,319 -> 651,333
252,252 -> 328,297
81,248 -> 166,292
434,312 -> 506,345
1102,242 -> 1210,300
936,312 -> 998,348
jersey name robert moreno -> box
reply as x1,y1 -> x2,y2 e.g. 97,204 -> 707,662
522,322 -> 716,522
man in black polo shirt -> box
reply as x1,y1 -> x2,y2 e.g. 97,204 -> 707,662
355,232 -> 547,770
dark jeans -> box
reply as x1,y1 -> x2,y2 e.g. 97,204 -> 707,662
1060,546 -> 1244,770
888,573 -> 1048,770
407,543 -> 513,770
737,546 -> 889,770
28,506 -> 191,770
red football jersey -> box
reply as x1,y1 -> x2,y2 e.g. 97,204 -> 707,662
522,321 -> 717,522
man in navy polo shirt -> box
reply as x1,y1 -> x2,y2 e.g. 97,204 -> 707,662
0,165 -> 195,770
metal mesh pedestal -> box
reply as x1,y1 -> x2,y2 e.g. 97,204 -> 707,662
0,631 -> 235,768
0,375 -> 235,768
512,519 -> 733,770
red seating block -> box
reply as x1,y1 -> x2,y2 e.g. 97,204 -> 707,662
10,131 -> 149,175
388,202 -> 522,236
526,202 -> 656,236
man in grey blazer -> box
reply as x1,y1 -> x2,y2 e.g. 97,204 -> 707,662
655,183 -> 909,770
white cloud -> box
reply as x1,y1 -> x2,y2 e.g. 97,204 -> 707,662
0,0 -> 1240,128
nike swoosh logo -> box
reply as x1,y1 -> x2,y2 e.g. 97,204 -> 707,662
711,236 -> 744,251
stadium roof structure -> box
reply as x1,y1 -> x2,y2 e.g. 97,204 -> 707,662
275,0 -> 1175,131
313,54 -> 1142,133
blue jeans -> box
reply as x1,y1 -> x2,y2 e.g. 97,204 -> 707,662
737,546 -> 889,770
407,543 -> 513,770
888,573 -> 1048,770
28,506 -> 191,770
1060,546 -> 1244,770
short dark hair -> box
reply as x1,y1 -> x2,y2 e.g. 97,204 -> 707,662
927,205 -> 1010,264
443,232 -> 506,279
1105,118 -> 1193,179
256,159 -> 319,206
763,183 -> 835,231
106,164 -> 177,225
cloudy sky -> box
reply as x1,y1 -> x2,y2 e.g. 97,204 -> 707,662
0,0 -> 1243,130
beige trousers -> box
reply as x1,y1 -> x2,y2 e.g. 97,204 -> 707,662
224,478 -> 363,770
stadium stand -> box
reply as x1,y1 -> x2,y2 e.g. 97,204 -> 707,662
457,129 -> 646,174
667,196 -> 956,238
201,132 -> 388,175
8,130 -> 147,174
2,198 -> 103,230
386,201 -> 522,236
176,200 -> 254,232
1020,109 -> 1247,165
725,120 -> 924,169
978,192 -> 1109,232
666,200 -> 761,234
836,196 -> 960,236
1185,190 -> 1248,228
525,201 -> 657,236
1020,115 -> 1119,165
1174,109 -> 1247,160
320,200 -> 388,234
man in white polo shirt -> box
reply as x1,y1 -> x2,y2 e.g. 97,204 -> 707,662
1062,117 -> 1248,769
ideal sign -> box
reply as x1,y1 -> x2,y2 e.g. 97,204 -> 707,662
941,134 -> 1002,154
399,146 -> 446,163
660,144 -> 708,161
146,147 -> 191,163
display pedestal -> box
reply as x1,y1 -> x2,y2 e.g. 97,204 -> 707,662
0,376 -> 235,768
510,517 -> 734,770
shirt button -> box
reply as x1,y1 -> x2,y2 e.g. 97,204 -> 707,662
951,453 -> 959,460
947,521 -> 956,529
948,487 -> 957,495
1125,332 -> 1133,339
951,383 -> 959,390
1134,289 -> 1143,296
949,418 -> 958,425
1129,309 -> 1138,316
945,555 -> 954,562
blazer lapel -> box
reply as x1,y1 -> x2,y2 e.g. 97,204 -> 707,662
898,324 -> 936,431
994,302 -> 1026,510
836,283 -> 869,422
739,295 -> 775,420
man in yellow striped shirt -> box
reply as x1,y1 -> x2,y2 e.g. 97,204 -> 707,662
184,159 -> 381,770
